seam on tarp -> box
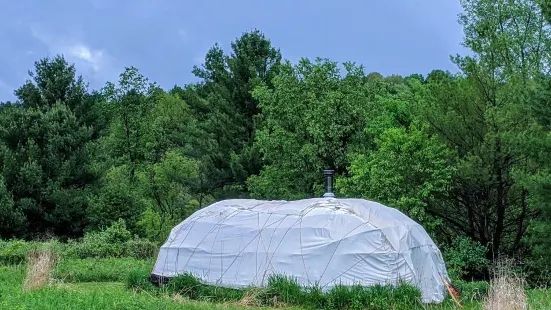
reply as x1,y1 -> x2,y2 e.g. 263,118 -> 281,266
321,242 -> 389,289
318,220 -> 370,281
174,209 -> 242,274
217,212 -> 295,283
252,211 -> 275,285
298,208 -> 310,283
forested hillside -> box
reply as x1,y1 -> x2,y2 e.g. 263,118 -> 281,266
2,0 -> 551,284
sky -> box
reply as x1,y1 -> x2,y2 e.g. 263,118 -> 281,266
0,0 -> 468,102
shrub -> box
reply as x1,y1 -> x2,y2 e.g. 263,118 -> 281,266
137,207 -> 179,245
443,236 -> 489,281
64,219 -> 132,259
63,219 -> 157,259
102,219 -> 133,243
64,238 -> 122,259
456,281 -> 490,301
0,239 -> 34,265
1,229 -> 158,264
0,239 -> 65,266
523,260 -> 551,287
125,238 -> 158,259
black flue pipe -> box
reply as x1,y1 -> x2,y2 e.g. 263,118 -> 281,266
323,169 -> 335,198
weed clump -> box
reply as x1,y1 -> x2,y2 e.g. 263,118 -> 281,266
483,259 -> 527,310
127,269 -> 156,292
23,247 -> 59,291
323,282 -> 421,310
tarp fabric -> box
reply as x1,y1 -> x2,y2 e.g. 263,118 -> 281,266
151,198 -> 450,303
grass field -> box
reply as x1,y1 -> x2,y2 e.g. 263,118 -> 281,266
0,263 -> 295,310
1,257 -> 550,309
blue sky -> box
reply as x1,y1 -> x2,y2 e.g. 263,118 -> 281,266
0,0 -> 467,101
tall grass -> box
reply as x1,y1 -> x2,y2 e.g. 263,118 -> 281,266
483,259 -> 527,310
54,257 -> 153,282
23,247 -> 59,291
127,271 -> 423,310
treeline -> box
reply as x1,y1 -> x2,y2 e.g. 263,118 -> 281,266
1,0 -> 551,281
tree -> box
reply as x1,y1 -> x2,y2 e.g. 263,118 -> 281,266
87,164 -> 145,231
90,71 -> 206,234
137,150 -> 200,243
87,67 -> 157,231
0,103 -> 94,237
191,30 -> 282,196
413,0 -> 551,256
0,175 -> 25,238
537,0 -> 551,22
459,0 -> 551,81
339,123 -> 455,236
12,55 -> 107,140
517,72 -> 551,283
335,74 -> 457,236
137,92 -> 205,239
248,58 -> 374,199
101,67 -> 158,177
0,55 -> 101,238
14,55 -> 87,110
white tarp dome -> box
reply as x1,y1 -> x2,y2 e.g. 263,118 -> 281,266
151,198 -> 450,303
